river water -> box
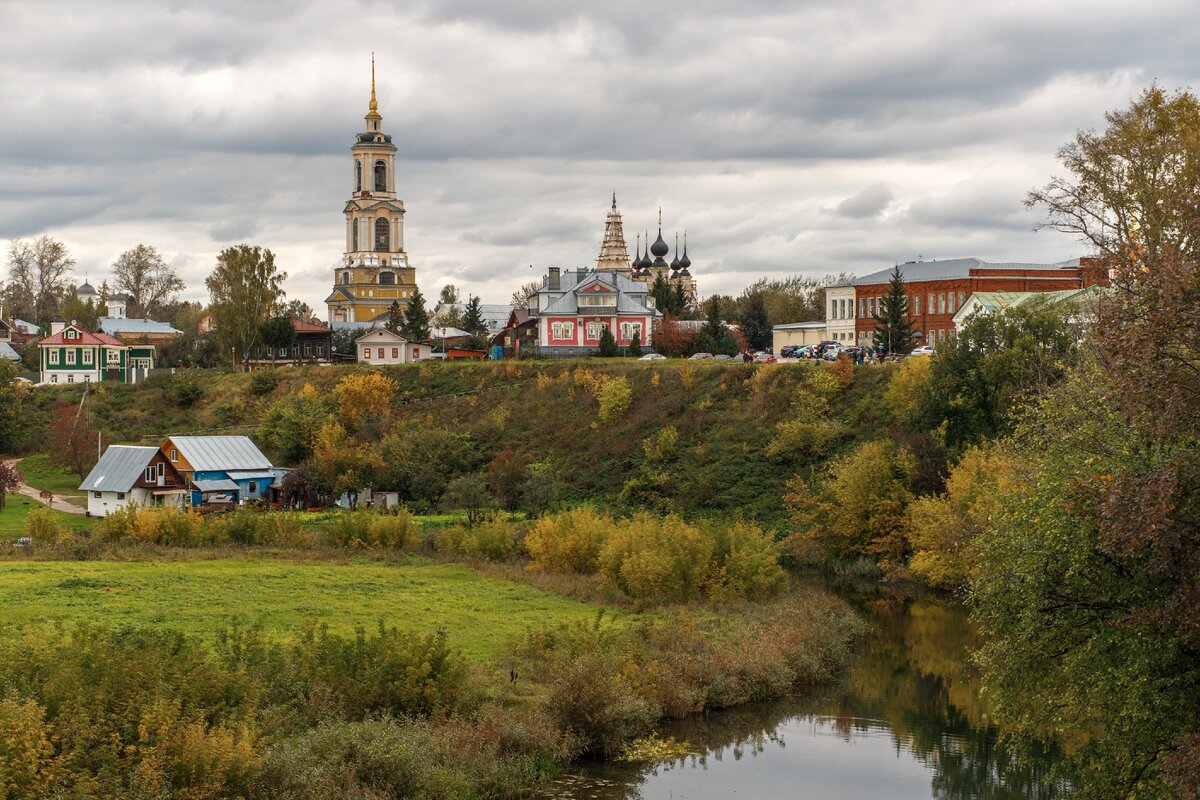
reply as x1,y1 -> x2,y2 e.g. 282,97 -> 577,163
536,597 -> 1070,800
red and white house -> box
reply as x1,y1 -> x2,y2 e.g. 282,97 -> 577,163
531,268 -> 659,355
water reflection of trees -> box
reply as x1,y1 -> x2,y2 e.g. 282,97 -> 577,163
829,598 -> 1070,799
542,598 -> 1070,800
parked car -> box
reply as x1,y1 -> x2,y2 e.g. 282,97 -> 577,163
639,353 -> 667,360
689,352 -> 714,360
713,354 -> 734,361
752,351 -> 777,363
910,345 -> 936,356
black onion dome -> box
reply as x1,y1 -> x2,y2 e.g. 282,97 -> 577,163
650,230 -> 669,258
670,252 -> 680,270
679,248 -> 691,269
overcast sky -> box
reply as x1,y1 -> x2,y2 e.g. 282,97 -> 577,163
2,0 -> 1197,315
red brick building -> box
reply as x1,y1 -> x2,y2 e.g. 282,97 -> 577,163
850,257 -> 1107,347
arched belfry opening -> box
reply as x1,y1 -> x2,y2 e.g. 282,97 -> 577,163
374,160 -> 387,192
355,161 -> 362,193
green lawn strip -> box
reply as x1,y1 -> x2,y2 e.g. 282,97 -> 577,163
18,454 -> 87,503
0,556 -> 638,661
0,497 -> 94,537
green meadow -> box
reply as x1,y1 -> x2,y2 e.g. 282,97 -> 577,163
0,556 -> 632,659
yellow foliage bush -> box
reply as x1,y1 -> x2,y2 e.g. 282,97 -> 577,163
0,694 -> 55,798
766,418 -> 846,463
334,372 -> 398,429
525,508 -> 612,573
434,518 -> 521,561
598,377 -> 632,423
642,427 -> 678,462
884,356 -> 932,426
907,444 -> 1023,589
25,507 -> 69,544
598,514 -> 714,605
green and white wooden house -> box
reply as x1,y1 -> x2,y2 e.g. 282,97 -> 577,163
38,321 -> 146,384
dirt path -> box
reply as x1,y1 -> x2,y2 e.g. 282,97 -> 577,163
3,458 -> 87,515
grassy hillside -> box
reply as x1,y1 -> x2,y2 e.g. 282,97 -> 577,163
19,360 -> 897,526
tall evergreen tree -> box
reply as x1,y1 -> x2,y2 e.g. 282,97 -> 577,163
401,288 -> 431,341
462,294 -> 487,335
385,300 -> 403,334
872,266 -> 915,355
672,282 -> 688,316
598,327 -> 618,357
740,292 -> 771,351
628,332 -> 642,358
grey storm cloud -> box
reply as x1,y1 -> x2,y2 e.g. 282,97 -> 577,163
832,184 -> 894,219
1,0 -> 1198,313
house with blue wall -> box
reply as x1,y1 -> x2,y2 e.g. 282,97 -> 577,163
159,435 -> 285,507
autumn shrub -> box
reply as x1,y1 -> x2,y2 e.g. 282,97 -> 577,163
765,418 -> 846,463
0,694 -> 55,798
707,521 -> 787,601
884,355 -> 932,428
784,439 -> 915,568
257,716 -> 461,800
249,369 -> 278,396
285,623 -> 471,719
642,426 -> 678,462
907,443 -> 1024,589
597,376 -> 632,422
597,514 -> 713,605
365,508 -> 420,550
24,506 -> 68,544
545,649 -> 656,757
206,508 -> 309,547
524,507 -> 611,574
434,519 -> 521,561
172,374 -> 203,407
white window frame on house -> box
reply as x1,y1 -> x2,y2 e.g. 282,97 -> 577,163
107,349 -> 121,365
928,294 -> 936,315
66,350 -> 76,365
620,322 -> 642,341
170,449 -> 178,462
913,296 -> 921,316
145,466 -> 155,481
83,349 -> 93,365
579,295 -> 615,307
552,321 -> 574,340
585,321 -> 605,340
49,350 -> 60,365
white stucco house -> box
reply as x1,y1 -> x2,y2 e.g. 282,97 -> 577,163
355,328 -> 431,364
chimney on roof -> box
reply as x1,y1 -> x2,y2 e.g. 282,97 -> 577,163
548,267 -> 560,290
50,318 -> 65,336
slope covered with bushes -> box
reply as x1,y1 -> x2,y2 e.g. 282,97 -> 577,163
14,360 -> 897,527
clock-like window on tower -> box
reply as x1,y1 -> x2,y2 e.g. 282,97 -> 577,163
355,161 -> 362,193
374,160 -> 387,192
375,218 -> 389,252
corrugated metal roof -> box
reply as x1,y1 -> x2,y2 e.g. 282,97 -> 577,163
226,470 -> 276,480
170,436 -> 272,472
79,445 -> 158,492
0,342 -> 19,360
773,321 -> 827,330
854,257 -> 1080,286
99,318 -> 181,336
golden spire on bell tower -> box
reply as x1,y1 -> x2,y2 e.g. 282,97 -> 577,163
369,52 -> 378,113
